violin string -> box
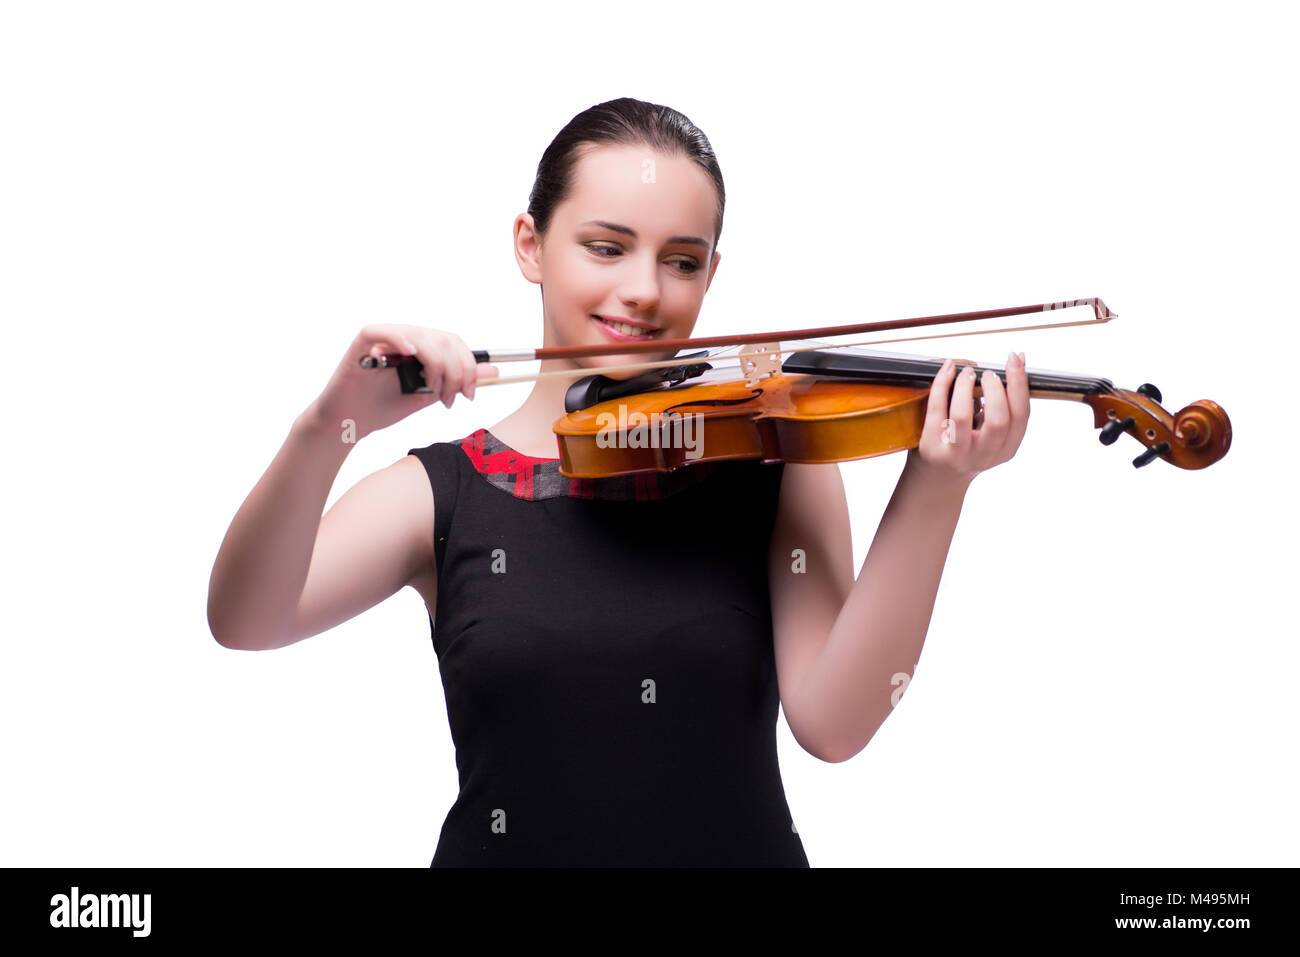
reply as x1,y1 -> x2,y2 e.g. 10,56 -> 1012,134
474,350 -> 1113,395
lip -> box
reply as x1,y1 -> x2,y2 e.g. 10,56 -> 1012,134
591,314 -> 662,340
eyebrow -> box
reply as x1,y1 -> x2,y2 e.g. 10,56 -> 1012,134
580,220 -> 710,250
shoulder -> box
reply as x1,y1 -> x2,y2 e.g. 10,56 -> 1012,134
390,451 -> 439,550
401,438 -> 470,527
406,436 -> 466,476
392,451 -> 441,604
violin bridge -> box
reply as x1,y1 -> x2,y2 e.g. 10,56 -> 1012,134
739,341 -> 782,387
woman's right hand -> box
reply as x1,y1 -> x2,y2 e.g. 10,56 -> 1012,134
303,324 -> 499,441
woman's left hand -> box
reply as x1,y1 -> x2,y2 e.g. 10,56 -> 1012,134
903,351 -> 1030,489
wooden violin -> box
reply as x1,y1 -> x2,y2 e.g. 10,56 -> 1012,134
361,297 -> 1232,478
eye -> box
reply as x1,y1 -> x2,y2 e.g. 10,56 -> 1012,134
584,242 -> 700,275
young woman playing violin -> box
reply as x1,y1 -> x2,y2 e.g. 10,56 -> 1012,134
207,97 -> 1029,867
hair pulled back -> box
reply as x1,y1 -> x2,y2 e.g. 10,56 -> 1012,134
526,97 -> 725,252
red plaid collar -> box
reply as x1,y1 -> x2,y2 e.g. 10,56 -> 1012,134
457,428 -> 719,502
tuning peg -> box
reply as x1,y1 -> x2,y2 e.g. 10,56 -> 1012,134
1132,440 -> 1172,468
1136,383 -> 1162,403
1099,416 -> 1136,445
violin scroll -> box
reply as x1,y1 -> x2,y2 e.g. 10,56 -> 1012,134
1084,388 -> 1231,470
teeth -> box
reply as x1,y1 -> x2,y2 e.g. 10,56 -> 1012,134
598,317 -> 652,337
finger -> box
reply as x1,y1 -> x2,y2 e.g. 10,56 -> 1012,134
949,364 -> 978,447
979,366 -> 1009,453
368,339 -> 412,360
927,358 -> 959,438
439,352 -> 464,408
397,331 -> 431,394
452,343 -> 474,401
361,324 -> 418,355
1006,350 -> 1030,445
980,366 -> 1009,430
408,333 -> 442,398
476,363 -> 501,382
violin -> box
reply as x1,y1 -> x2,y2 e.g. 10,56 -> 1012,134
361,298 -> 1232,478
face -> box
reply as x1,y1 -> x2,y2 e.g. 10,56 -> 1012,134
514,143 -> 721,378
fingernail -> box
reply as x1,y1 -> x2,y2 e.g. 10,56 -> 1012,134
1017,352 -> 1025,366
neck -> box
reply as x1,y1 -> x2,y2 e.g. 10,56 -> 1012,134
488,356 -> 588,459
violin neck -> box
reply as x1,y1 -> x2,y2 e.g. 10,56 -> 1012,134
781,350 -> 1114,398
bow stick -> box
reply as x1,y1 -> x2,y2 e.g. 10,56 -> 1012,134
359,297 -> 1115,390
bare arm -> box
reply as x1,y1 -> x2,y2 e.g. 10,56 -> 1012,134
206,407 -> 434,650
206,323 -> 494,650
774,459 -> 968,762
769,355 -> 1030,762
768,462 -> 855,761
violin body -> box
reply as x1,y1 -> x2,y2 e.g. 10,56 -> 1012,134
554,373 -> 929,477
551,350 -> 1232,477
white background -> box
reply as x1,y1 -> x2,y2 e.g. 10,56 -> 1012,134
2,0 -> 1295,867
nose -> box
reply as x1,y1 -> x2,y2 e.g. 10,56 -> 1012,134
615,251 -> 661,315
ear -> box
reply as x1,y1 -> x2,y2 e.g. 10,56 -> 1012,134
514,213 -> 543,284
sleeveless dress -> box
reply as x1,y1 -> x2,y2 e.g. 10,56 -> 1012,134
406,427 -> 809,867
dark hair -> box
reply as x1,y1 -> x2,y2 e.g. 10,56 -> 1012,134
526,97 -> 725,253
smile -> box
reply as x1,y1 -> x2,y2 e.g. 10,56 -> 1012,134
592,315 -> 661,340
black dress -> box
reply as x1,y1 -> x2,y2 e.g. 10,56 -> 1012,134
406,427 -> 809,867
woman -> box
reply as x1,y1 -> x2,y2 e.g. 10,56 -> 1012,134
207,97 -> 1029,867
